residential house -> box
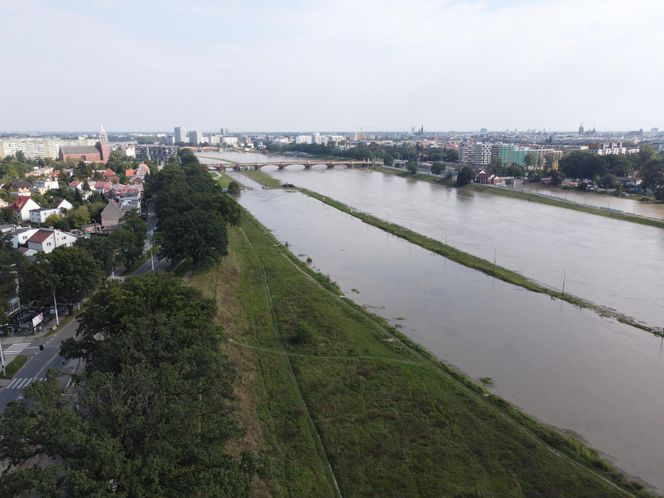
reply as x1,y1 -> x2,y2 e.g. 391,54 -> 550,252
101,199 -> 125,228
29,207 -> 61,224
54,199 -> 73,212
11,196 -> 40,221
10,227 -> 39,248
475,170 -> 497,184
101,168 -> 120,183
27,229 -> 77,254
32,179 -> 60,194
5,180 -> 32,196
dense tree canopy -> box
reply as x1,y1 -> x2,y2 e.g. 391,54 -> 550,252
21,246 -> 103,308
0,274 -> 254,497
148,150 -> 240,268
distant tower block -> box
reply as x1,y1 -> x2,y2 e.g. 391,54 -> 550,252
99,125 -> 109,143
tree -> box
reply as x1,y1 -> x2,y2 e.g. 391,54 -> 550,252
150,155 -> 240,268
227,181 -> 241,195
76,235 -> 118,275
431,162 -> 446,175
110,210 -> 147,269
22,247 -> 103,310
559,151 -> 607,179
406,161 -> 418,175
383,152 -> 394,167
524,152 -> 538,168
2,275 -> 255,497
456,166 -> 475,186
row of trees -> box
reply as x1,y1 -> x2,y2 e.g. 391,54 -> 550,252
559,146 -> 664,191
148,149 -> 240,268
0,274 -> 255,496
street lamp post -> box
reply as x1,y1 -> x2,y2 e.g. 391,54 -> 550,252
555,267 -> 566,295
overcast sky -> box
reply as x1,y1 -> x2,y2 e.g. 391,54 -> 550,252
1,0 -> 663,132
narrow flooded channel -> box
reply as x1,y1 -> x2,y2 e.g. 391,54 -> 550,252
231,180 -> 664,492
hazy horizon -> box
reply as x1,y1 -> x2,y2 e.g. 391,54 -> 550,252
2,0 -> 663,132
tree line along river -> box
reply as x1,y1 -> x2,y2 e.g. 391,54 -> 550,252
198,152 -> 664,492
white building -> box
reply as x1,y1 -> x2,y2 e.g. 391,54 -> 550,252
222,136 -> 238,146
11,228 -> 39,248
32,179 -> 60,194
29,208 -> 61,224
0,137 -> 92,160
188,130 -> 204,145
174,127 -> 188,144
27,229 -> 77,254
459,142 -> 492,166
208,135 -> 220,145
295,135 -> 313,145
12,197 -> 41,222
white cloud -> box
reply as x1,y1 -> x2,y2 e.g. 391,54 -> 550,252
1,0 -> 662,131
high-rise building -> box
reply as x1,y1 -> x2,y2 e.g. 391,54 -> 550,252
188,130 -> 204,145
220,128 -> 228,136
459,142 -> 492,166
295,135 -> 313,145
174,127 -> 188,144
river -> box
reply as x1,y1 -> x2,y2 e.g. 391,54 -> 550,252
233,163 -> 664,329
197,152 -> 664,491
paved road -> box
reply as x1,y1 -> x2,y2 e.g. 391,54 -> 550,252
0,318 -> 78,412
0,198 -> 167,411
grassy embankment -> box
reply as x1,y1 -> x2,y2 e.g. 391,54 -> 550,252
189,210 -> 652,497
298,187 -> 658,336
0,355 -> 27,379
237,169 -> 283,188
370,164 -> 456,185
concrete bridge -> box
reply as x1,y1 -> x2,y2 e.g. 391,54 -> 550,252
207,160 -> 372,171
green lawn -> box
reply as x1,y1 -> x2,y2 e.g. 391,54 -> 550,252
1,355 -> 27,379
238,170 -> 283,188
189,211 -> 648,497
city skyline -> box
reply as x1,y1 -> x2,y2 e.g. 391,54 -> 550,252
2,0 -> 663,132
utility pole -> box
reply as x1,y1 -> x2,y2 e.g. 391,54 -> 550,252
53,291 -> 60,326
0,337 -> 6,376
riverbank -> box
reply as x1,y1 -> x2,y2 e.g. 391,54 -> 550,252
467,184 -> 664,229
297,187 -> 659,337
189,210 -> 650,497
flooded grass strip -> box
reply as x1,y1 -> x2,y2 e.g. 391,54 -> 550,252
467,184 -> 664,229
371,165 -> 664,229
237,170 -> 283,189
299,187 -> 661,337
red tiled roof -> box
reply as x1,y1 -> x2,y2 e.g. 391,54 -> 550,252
12,196 -> 31,210
125,169 -> 137,177
28,229 -> 53,244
